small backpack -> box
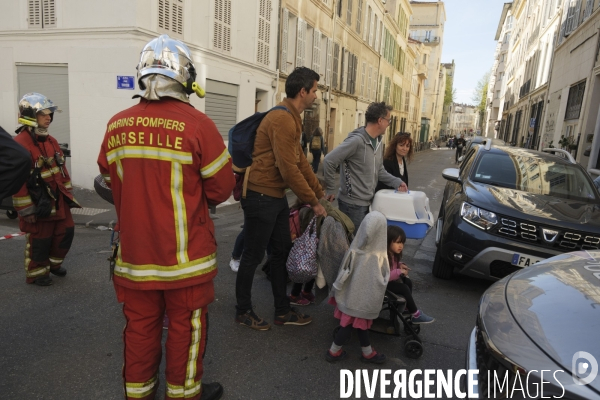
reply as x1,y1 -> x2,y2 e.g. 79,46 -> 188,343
310,135 -> 321,151
287,217 -> 319,283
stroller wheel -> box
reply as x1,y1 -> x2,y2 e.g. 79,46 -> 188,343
404,339 -> 423,359
404,323 -> 421,335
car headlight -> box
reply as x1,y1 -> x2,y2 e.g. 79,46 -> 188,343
461,202 -> 497,230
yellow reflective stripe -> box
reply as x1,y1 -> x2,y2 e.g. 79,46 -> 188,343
171,162 -> 189,264
40,167 -> 60,179
166,383 -> 185,398
125,375 -> 158,398
107,146 -> 193,164
64,181 -> 72,189
185,309 -> 202,396
49,257 -> 63,265
200,148 -> 230,178
116,159 -> 124,181
13,196 -> 33,207
114,253 -> 217,282
102,173 -> 111,183
27,266 -> 49,278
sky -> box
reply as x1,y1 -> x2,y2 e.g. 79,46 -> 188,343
439,0 -> 509,105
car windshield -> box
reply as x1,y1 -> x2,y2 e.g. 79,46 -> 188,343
472,152 -> 599,202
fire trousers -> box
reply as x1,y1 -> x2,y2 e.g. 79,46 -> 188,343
115,283 -> 212,400
21,210 -> 74,283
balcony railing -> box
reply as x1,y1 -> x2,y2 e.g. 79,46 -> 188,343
410,35 -> 439,43
519,79 -> 531,99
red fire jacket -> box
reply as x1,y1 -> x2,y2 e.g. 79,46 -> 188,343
12,129 -> 80,219
98,98 -> 235,290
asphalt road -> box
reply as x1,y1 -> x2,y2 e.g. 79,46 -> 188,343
0,147 -> 493,400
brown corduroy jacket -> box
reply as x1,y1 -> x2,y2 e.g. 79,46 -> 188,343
246,98 -> 324,206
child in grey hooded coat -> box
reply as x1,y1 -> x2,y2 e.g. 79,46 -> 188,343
326,211 -> 390,364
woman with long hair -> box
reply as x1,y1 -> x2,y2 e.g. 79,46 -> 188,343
376,132 -> 413,191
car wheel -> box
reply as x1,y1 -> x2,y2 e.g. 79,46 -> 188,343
432,245 -> 454,279
6,210 -> 17,219
435,200 -> 445,245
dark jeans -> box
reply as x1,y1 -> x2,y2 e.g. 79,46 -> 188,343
311,150 -> 322,173
291,279 -> 315,297
338,199 -> 370,232
235,190 -> 292,315
387,277 -> 417,313
455,147 -> 463,162
232,229 -> 244,259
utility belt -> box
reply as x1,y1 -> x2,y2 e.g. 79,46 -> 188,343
26,166 -> 58,218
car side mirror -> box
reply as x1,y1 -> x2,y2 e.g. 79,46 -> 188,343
442,168 -> 461,183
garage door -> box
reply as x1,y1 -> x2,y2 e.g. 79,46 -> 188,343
205,79 -> 238,142
17,65 -> 71,172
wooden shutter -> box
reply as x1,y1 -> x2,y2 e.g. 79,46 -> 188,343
213,0 -> 232,51
360,61 -> 366,97
280,8 -> 289,72
312,30 -> 321,73
296,19 -> 306,68
159,0 -> 183,36
28,0 -> 42,28
367,65 -> 372,100
42,0 -> 56,27
369,12 -> 375,46
257,0 -> 272,66
326,37 -> 333,86
347,0 -> 353,25
333,42 -> 340,89
356,0 -> 363,34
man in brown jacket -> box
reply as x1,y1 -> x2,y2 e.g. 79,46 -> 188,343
235,67 -> 327,330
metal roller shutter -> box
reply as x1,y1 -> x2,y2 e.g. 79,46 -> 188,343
204,79 -> 238,142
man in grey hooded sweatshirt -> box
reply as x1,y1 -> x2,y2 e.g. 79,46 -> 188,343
323,102 -> 407,230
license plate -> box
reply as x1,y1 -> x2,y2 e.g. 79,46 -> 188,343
511,253 -> 545,267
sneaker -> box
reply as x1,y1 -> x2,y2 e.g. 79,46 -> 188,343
274,307 -> 312,326
289,294 -> 310,306
412,311 -> 435,324
235,309 -> 271,331
229,258 -> 240,272
301,291 -> 315,304
163,314 -> 169,330
325,349 -> 347,363
360,350 -> 386,364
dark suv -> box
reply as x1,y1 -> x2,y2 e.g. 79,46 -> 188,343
433,143 -> 600,280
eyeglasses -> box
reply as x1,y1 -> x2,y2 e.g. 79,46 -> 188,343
381,116 -> 391,124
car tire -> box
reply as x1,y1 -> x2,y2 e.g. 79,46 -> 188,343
6,210 -> 17,219
432,245 -> 454,279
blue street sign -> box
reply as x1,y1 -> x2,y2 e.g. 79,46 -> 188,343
117,76 -> 135,90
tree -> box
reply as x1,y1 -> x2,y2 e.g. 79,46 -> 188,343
472,71 -> 491,114
444,76 -> 456,108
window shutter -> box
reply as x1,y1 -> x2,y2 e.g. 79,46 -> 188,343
369,12 -> 375,46
42,0 -> 56,27
326,37 -> 333,86
257,0 -> 272,66
360,61 -> 366,97
333,43 -> 340,89
353,55 -> 358,94
348,53 -> 354,94
340,48 -> 346,92
356,0 -> 363,34
374,17 -> 380,50
367,65 -> 372,100
296,19 -> 306,68
159,0 -> 183,36
364,7 -> 371,41
280,8 -> 289,73
312,30 -> 321,73
347,0 -> 353,25
213,0 -> 232,51
28,0 -> 42,28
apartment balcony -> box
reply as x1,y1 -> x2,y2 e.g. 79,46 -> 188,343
519,79 -> 531,99
410,35 -> 440,44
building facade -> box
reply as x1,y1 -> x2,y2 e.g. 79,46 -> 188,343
449,103 -> 478,135
0,0 -> 279,189
440,59 -> 454,138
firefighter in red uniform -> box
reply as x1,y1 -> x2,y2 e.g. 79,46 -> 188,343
12,93 -> 80,286
98,35 -> 235,400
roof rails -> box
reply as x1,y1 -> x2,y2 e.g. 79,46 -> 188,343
542,148 -> 576,164
484,139 -> 492,151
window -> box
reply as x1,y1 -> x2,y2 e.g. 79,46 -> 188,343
404,90 -> 410,112
346,0 -> 353,25
503,32 -> 511,44
369,10 -> 375,46
296,19 -> 307,68
333,42 -> 340,89
213,0 -> 231,51
584,0 -> 594,19
337,0 -> 343,17
563,0 -> 582,36
28,0 -> 56,28
360,61 -> 366,97
325,38 -> 333,86
356,0 -> 363,34
257,0 -> 272,66
425,30 -> 432,41
364,6 -> 371,41
423,54 -> 427,64
367,65 -> 372,100
565,81 -> 586,120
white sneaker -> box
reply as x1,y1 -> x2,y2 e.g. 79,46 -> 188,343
229,258 -> 240,272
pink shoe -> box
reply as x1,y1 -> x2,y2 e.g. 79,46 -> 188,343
301,291 -> 315,304
289,294 -> 310,306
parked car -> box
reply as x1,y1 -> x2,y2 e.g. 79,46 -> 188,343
465,250 -> 600,399
433,142 -> 600,280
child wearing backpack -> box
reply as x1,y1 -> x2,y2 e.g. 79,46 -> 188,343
325,211 -> 389,364
387,225 -> 434,324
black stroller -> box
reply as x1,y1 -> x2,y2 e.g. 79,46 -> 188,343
332,290 -> 424,359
